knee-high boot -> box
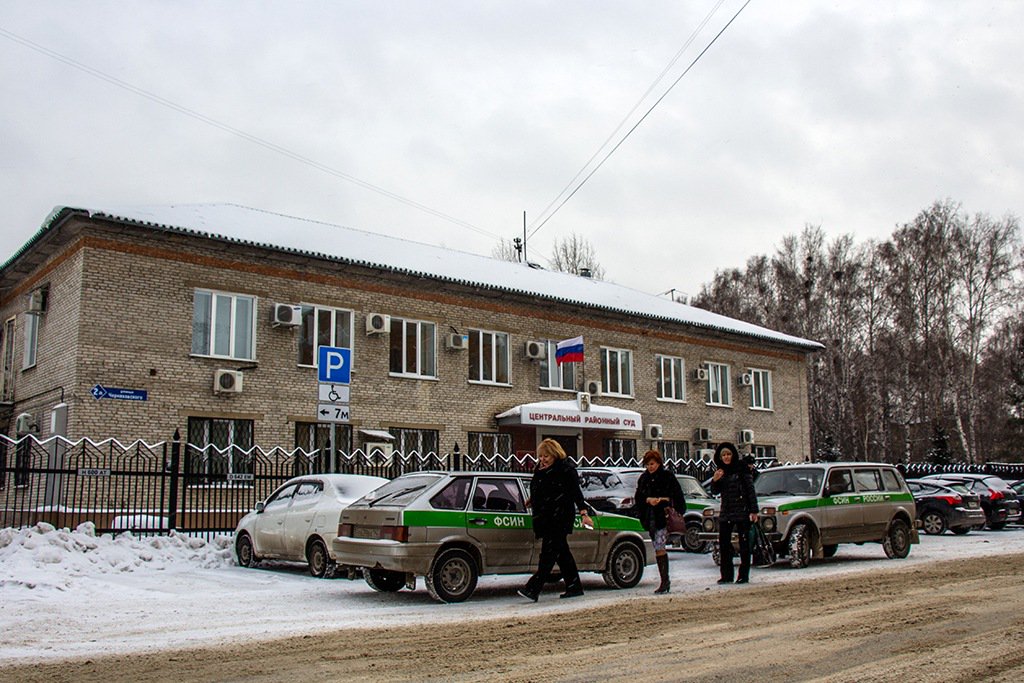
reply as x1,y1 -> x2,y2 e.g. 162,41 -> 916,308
654,554 -> 670,594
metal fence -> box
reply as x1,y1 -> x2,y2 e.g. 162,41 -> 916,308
4,432 -> 1020,538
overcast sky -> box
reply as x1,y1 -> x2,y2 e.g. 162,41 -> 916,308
1,1 -> 1021,299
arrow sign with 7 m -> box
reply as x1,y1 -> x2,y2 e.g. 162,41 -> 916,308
317,403 -> 350,423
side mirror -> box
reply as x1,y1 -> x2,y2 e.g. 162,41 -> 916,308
255,501 -> 266,513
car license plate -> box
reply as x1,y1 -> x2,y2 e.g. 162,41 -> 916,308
355,527 -> 380,539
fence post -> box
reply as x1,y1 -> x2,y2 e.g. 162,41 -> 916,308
167,429 -> 181,532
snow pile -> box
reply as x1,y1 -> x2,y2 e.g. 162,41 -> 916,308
0,522 -> 234,590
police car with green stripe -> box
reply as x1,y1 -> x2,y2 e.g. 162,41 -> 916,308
332,471 -> 654,603
699,462 -> 919,567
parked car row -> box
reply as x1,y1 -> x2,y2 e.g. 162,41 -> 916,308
232,466 -> 1023,602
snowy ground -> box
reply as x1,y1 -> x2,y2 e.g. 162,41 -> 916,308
3,521 -> 1024,665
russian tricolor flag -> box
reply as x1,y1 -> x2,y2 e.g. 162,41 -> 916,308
555,336 -> 584,365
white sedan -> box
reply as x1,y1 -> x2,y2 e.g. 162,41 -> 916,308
234,473 -> 388,577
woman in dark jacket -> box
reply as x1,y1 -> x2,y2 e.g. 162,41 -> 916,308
634,449 -> 687,594
518,439 -> 594,602
709,442 -> 759,584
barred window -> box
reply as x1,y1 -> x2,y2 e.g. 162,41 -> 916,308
468,432 -> 513,457
604,438 -> 637,460
294,422 -> 353,474
186,417 -> 254,482
655,440 -> 690,459
388,428 -> 439,456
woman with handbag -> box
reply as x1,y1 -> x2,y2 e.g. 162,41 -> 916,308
634,449 -> 687,594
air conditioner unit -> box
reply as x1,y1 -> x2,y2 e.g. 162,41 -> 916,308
645,424 -> 664,440
740,372 -> 753,386
577,391 -> 592,412
271,303 -> 302,327
739,429 -> 755,445
26,288 -> 47,314
696,427 -> 712,442
524,340 -> 546,360
365,442 -> 394,465
585,380 -> 602,397
15,412 -> 37,435
213,369 -> 244,394
446,333 -> 469,350
694,367 -> 709,381
366,313 -> 390,335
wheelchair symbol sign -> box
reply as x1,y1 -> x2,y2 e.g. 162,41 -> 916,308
317,346 -> 351,384
318,383 -> 351,404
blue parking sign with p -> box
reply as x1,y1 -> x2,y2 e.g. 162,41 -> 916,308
318,346 -> 352,384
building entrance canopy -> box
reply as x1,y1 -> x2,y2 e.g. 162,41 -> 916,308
495,400 -> 642,432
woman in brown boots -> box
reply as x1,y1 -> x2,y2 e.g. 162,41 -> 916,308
634,449 -> 687,594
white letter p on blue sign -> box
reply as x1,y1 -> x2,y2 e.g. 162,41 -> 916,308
318,346 -> 352,384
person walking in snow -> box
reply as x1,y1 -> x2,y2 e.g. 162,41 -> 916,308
518,438 -> 594,601
634,449 -> 687,594
709,442 -> 759,584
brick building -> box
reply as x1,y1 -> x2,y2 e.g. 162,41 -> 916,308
0,204 -> 822,465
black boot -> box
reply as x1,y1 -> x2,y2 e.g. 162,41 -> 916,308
736,564 -> 750,584
559,578 -> 584,599
718,562 -> 734,584
654,554 -> 670,594
518,576 -> 541,602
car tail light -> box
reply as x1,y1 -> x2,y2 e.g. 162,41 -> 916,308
990,490 -> 1004,501
937,495 -> 962,505
338,523 -> 354,538
382,525 -> 409,542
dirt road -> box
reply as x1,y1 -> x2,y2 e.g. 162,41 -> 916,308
5,553 -> 1024,682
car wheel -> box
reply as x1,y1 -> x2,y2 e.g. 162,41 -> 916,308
306,539 -> 335,578
822,544 -> 838,558
425,548 -> 478,603
683,522 -> 710,553
921,511 -> 947,535
883,519 -> 912,559
364,568 -> 406,592
235,533 -> 259,568
601,541 -> 644,589
988,522 -> 1006,530
950,526 -> 971,535
787,524 -> 811,568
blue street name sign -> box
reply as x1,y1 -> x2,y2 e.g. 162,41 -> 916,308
91,384 -> 148,401
317,346 -> 352,384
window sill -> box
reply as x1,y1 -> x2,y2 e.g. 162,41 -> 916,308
749,406 -> 774,412
706,402 -> 733,409
539,386 -> 577,394
388,373 -> 440,381
601,393 -> 634,400
656,397 -> 687,404
190,353 -> 258,363
468,380 -> 512,388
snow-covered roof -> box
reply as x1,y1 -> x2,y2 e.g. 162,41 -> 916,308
38,203 -> 821,351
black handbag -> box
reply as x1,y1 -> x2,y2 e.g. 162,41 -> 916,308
749,523 -> 777,567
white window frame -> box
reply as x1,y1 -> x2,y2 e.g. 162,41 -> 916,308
750,368 -> 773,411
468,329 -> 510,385
656,354 -> 686,402
540,340 -> 576,392
706,361 -> 731,407
389,317 -> 437,378
298,304 -> 353,367
600,346 -> 634,398
191,289 -> 256,361
22,313 -> 39,370
1,317 -> 15,400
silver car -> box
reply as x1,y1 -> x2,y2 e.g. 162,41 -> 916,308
333,471 -> 655,603
700,462 -> 919,567
234,473 -> 388,577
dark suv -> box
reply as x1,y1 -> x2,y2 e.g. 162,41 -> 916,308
905,478 -> 986,535
919,474 -> 1021,530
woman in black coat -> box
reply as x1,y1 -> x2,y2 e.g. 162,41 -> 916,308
634,449 -> 687,594
519,439 -> 594,601
709,442 -> 759,584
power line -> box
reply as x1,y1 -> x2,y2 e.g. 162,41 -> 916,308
0,26 -> 501,240
529,0 -> 728,233
528,0 -> 753,240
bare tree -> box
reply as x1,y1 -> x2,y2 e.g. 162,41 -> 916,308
549,233 -> 606,280
491,238 -> 521,262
